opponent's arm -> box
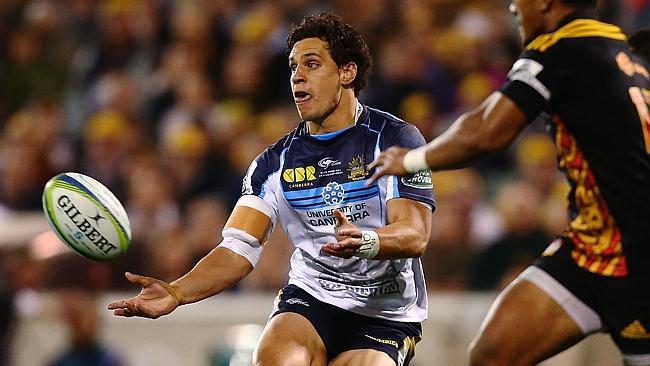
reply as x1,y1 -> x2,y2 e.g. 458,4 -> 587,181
321,198 -> 431,260
367,92 -> 529,182
108,203 -> 273,318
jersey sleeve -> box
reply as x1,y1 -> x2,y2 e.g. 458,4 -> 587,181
383,124 -> 436,210
499,46 -> 570,120
240,149 -> 281,225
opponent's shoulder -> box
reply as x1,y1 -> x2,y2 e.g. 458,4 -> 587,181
525,18 -> 626,55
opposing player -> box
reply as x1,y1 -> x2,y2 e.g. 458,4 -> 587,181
108,13 -> 434,366
630,28 -> 650,62
368,0 -> 650,365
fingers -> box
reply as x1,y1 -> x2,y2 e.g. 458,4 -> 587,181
366,168 -> 385,186
112,309 -> 135,317
366,155 -> 386,186
367,156 -> 381,171
106,299 -> 126,310
321,236 -> 362,258
107,298 -> 136,313
333,209 -> 348,226
125,272 -> 156,287
321,244 -> 355,258
337,228 -> 361,238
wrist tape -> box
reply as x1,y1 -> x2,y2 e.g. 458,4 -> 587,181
354,230 -> 380,259
402,146 -> 429,173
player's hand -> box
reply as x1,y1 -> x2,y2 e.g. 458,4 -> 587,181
107,272 -> 181,319
366,146 -> 410,186
321,209 -> 362,258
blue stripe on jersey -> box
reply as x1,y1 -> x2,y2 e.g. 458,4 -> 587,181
310,125 -> 354,140
290,190 -> 380,210
286,185 -> 377,202
283,180 -> 374,200
288,186 -> 379,207
284,186 -> 323,200
393,176 -> 400,197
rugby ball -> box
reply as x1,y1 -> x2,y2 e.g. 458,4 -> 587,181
41,173 -> 131,261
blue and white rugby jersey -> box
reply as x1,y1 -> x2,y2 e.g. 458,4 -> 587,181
241,102 -> 435,322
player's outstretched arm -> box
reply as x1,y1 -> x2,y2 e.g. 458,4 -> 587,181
367,92 -> 529,184
108,205 -> 272,318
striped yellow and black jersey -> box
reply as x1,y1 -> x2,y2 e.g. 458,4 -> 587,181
500,11 -> 650,278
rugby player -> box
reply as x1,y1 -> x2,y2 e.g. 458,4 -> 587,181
108,13 -> 435,366
368,0 -> 650,365
630,28 -> 650,63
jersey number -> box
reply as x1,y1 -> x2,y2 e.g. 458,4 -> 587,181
628,87 -> 650,154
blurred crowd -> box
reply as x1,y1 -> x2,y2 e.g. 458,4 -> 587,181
0,0 -> 648,356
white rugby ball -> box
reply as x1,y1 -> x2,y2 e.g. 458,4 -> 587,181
41,172 -> 131,261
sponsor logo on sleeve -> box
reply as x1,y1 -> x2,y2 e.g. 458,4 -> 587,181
401,170 -> 433,189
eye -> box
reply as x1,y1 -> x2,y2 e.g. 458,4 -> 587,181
290,64 -> 297,72
308,61 -> 318,69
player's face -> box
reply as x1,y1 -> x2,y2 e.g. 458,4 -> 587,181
289,37 -> 344,122
510,0 -> 545,44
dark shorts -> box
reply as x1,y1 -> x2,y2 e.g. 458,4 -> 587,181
533,239 -> 650,358
271,284 -> 422,365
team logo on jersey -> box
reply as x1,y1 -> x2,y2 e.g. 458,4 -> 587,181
401,170 -> 433,189
283,166 -> 316,188
347,155 -> 368,180
322,182 -> 345,205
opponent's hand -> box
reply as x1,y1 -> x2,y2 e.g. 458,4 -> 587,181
321,210 -> 362,259
366,146 -> 409,185
107,272 -> 181,319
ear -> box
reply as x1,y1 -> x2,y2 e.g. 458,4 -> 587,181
539,0 -> 553,12
340,62 -> 358,88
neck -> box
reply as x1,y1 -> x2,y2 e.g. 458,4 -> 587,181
308,90 -> 357,135
543,5 -> 580,33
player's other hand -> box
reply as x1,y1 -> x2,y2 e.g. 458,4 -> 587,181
107,272 -> 181,319
366,146 -> 409,186
321,209 -> 362,258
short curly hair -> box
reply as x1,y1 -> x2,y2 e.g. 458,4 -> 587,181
286,13 -> 373,96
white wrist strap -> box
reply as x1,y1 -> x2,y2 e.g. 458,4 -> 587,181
402,146 -> 429,173
354,231 -> 380,259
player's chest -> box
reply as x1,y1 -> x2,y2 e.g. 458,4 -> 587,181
279,137 -> 378,198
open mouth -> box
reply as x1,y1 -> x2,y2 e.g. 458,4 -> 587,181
294,91 -> 312,104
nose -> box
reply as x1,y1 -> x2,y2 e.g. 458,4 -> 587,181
291,65 -> 305,85
509,2 -> 518,16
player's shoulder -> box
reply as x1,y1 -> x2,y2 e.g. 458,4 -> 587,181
364,105 -> 426,147
264,123 -> 305,156
525,17 -> 626,55
365,106 -> 413,134
252,123 -> 305,173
